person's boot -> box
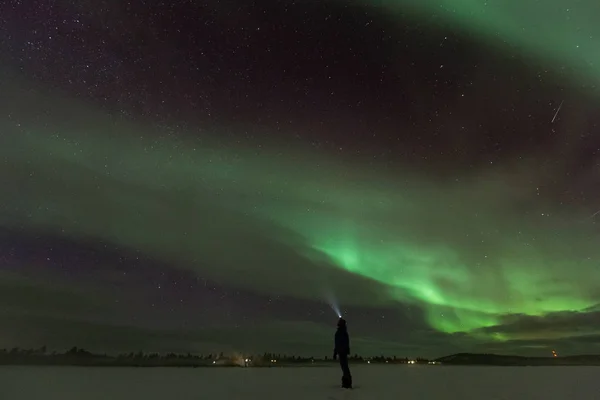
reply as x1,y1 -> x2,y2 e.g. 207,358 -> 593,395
342,375 -> 351,388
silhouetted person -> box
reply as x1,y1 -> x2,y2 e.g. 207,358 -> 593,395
333,317 -> 352,388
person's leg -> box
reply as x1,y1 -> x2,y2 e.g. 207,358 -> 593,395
345,360 -> 352,387
344,358 -> 352,388
347,369 -> 352,387
339,354 -> 352,388
338,354 -> 346,386
340,354 -> 348,388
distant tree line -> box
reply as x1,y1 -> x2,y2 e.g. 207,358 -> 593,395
436,352 -> 600,366
0,347 -> 434,367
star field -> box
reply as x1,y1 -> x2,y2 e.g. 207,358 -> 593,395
1,0 -> 600,357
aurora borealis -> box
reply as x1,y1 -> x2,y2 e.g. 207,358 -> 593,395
382,0 -> 600,86
2,0 -> 600,357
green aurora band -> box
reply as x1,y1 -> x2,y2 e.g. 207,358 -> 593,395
2,79 -> 600,341
3,0 -> 600,342
375,0 -> 600,88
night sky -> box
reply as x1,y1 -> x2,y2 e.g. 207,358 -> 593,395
1,0 -> 600,358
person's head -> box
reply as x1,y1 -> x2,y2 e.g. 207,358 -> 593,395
337,317 -> 346,328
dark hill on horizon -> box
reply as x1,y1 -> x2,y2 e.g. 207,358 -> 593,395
436,353 -> 600,366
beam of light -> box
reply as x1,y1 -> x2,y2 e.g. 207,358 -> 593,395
323,290 -> 343,318
329,299 -> 343,319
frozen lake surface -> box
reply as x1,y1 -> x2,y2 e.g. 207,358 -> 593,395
1,365 -> 599,399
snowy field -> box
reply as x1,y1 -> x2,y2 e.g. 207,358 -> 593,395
1,365 -> 599,399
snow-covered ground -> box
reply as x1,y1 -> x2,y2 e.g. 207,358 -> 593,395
1,365 -> 598,399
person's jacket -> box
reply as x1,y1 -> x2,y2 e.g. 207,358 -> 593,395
334,326 -> 350,357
